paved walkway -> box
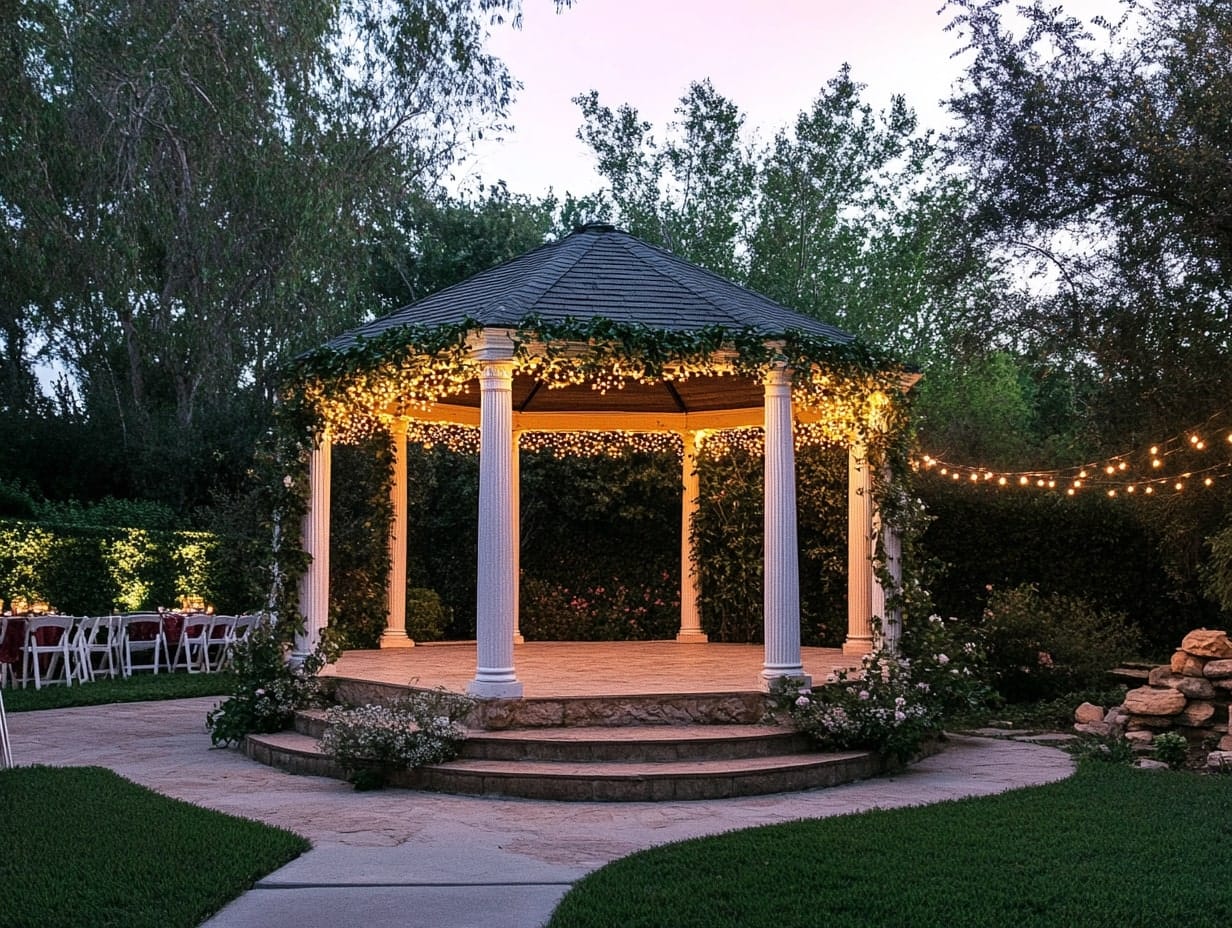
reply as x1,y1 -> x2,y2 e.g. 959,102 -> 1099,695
8,697 -> 1075,928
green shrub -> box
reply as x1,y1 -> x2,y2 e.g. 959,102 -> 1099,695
1152,731 -> 1189,769
205,620 -> 329,746
1201,521 -> 1232,615
405,587 -> 449,642
981,584 -> 1143,702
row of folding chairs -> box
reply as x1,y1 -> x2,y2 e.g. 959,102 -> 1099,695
0,613 -> 261,689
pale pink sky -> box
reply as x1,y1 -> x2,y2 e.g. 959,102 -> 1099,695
460,0 -> 1121,197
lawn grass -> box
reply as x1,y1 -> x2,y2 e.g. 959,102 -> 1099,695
547,762 -> 1232,928
0,765 -> 308,928
2,670 -> 235,712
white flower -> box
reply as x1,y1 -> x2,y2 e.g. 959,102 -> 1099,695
795,695 -> 811,708
799,688 -> 812,696
894,710 -> 907,722
858,690 -> 870,701
282,475 -> 293,487
895,696 -> 906,708
936,653 -> 950,665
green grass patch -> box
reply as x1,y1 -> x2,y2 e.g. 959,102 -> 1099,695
547,763 -> 1232,928
2,671 -> 235,712
0,765 -> 308,928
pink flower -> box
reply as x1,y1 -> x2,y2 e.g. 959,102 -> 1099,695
795,696 -> 811,708
858,690 -> 870,700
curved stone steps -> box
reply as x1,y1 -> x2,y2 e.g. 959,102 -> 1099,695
245,719 -> 893,801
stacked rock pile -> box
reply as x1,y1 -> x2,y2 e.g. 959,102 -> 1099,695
1074,629 -> 1232,770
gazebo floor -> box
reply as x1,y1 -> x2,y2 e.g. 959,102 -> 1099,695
321,641 -> 856,729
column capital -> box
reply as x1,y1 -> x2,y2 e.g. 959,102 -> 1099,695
468,328 -> 516,362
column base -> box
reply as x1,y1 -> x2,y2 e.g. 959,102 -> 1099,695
675,631 -> 709,643
379,631 -> 415,649
513,632 -> 525,645
760,671 -> 811,692
466,678 -> 524,699
842,637 -> 875,658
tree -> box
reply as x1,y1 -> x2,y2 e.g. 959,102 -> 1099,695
574,79 -> 756,278
0,0 -> 558,506
944,0 -> 1232,443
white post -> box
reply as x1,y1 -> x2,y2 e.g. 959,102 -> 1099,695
845,441 -> 876,657
294,430 -> 331,662
512,429 -> 524,645
762,365 -> 809,687
468,352 -> 523,698
381,418 -> 414,648
677,430 -> 707,642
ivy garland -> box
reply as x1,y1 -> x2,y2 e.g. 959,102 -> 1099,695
271,316 -> 925,648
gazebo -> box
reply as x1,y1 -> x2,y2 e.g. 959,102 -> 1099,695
289,223 -> 912,698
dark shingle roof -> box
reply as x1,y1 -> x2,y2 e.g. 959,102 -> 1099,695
326,223 -> 854,351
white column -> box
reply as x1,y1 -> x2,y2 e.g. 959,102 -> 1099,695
512,430 -> 524,645
381,419 -> 414,648
676,430 -> 707,642
845,441 -> 876,657
294,430 -> 331,662
762,366 -> 809,687
468,358 -> 523,698
874,511 -> 903,653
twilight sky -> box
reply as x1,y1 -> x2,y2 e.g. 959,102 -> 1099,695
459,0 -> 1121,198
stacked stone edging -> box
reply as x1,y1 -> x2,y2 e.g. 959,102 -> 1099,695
1075,629 -> 1232,769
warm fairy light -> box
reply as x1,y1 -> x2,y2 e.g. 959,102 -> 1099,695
918,411 -> 1232,500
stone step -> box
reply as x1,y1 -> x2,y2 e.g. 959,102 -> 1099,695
294,710 -> 813,762
245,729 -> 892,801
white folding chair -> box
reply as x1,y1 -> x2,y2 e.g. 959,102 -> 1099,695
119,613 -> 166,676
215,614 -> 259,671
202,615 -> 237,672
79,615 -> 122,681
0,687 -> 12,768
0,616 -> 22,688
22,615 -> 77,689
69,615 -> 96,683
171,613 -> 213,673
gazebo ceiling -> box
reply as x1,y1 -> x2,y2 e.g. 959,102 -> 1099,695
328,222 -> 855,352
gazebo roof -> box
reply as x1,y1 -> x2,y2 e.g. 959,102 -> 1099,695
327,222 -> 855,352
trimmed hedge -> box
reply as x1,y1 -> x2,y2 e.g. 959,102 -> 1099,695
0,519 -> 263,615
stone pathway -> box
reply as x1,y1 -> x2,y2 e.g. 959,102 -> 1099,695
7,697 -> 1076,928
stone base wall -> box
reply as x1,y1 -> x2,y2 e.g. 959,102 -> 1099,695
1075,629 -> 1232,769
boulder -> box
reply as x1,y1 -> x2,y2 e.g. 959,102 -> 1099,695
1074,720 -> 1112,737
1213,678 -> 1232,692
1123,686 -> 1187,717
1134,758 -> 1170,771
1074,702 -> 1105,724
1171,651 -> 1209,676
1203,659 -> 1232,679
1219,735 -> 1232,752
1127,716 -> 1173,731
1180,629 -> 1232,659
1178,700 -> 1216,727
1148,667 -> 1185,688
1205,751 -> 1232,771
1175,676 -> 1217,700
1125,730 -> 1155,746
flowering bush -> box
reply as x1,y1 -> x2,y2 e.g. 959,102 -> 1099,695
206,618 -> 329,746
980,584 -> 1142,702
519,573 -> 680,641
776,615 -> 990,761
320,688 -> 475,789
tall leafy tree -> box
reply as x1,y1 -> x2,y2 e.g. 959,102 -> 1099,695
0,0 -> 560,504
944,0 -> 1232,443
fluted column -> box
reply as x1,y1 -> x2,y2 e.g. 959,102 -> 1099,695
873,507 -> 903,653
845,441 -> 876,657
294,430 -> 331,662
676,431 -> 707,643
512,430 -> 524,645
762,366 -> 808,687
381,419 -> 414,648
469,358 -> 522,697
